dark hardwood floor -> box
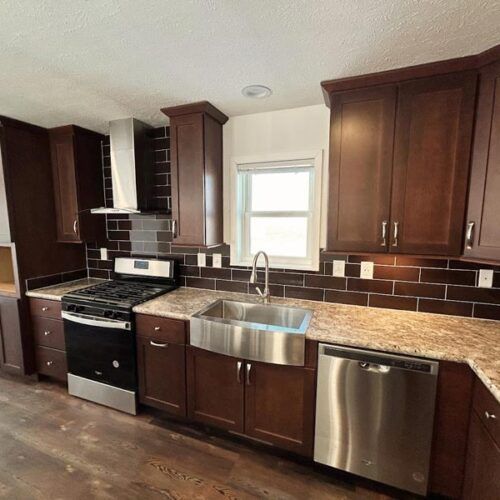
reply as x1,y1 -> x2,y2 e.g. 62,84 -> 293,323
0,372 -> 402,500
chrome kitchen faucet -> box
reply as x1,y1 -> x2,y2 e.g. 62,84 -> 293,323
249,251 -> 271,304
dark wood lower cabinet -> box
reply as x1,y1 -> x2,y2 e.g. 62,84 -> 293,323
186,346 -> 244,432
186,347 -> 316,457
463,413 -> 500,499
0,296 -> 23,374
429,361 -> 474,498
244,361 -> 315,456
136,336 -> 186,416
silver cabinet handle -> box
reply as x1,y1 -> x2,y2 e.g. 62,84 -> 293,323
154,326 -> 161,331
392,221 -> 399,247
73,219 -> 78,235
41,307 -> 49,312
485,411 -> 497,420
246,363 -> 252,385
46,361 -> 53,366
150,340 -> 168,348
466,221 -> 475,249
380,220 -> 388,247
44,331 -> 51,336
236,361 -> 242,383
172,219 -> 177,237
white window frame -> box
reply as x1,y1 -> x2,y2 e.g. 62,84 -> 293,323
230,151 -> 323,271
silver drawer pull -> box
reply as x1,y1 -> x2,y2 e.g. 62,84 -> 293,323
466,221 -> 475,249
392,221 -> 399,247
485,411 -> 497,420
246,363 -> 252,385
44,331 -> 51,336
94,370 -> 102,376
380,220 -> 388,247
236,361 -> 242,383
154,326 -> 161,331
42,307 -> 49,312
46,361 -> 53,366
150,340 -> 168,348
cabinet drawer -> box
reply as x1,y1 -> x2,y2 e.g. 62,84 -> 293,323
473,379 -> 500,446
35,346 -> 67,382
32,316 -> 65,350
136,314 -> 186,344
29,298 -> 62,320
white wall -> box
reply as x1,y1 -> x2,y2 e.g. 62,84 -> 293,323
223,104 -> 330,246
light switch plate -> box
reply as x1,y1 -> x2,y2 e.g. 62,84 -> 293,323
197,253 -> 206,267
212,254 -> 222,268
100,248 -> 108,260
332,260 -> 345,277
360,261 -> 374,279
478,269 -> 493,288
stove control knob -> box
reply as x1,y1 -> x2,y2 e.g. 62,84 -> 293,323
112,360 -> 120,368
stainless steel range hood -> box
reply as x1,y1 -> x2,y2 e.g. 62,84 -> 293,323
91,118 -> 154,214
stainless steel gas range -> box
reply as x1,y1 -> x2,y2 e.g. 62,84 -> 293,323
61,257 -> 177,414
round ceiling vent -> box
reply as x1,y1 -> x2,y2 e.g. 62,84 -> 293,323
241,85 -> 272,99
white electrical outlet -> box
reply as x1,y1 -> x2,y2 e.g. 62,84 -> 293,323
100,248 -> 108,260
360,261 -> 374,279
478,269 -> 493,288
197,253 -> 206,267
332,260 -> 345,277
212,253 -> 222,268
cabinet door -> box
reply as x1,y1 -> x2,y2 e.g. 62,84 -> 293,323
137,336 -> 186,416
0,296 -> 23,374
244,361 -> 316,456
326,86 -> 396,252
50,131 -> 80,242
463,413 -> 500,500
170,113 -> 206,246
464,61 -> 500,260
186,347 -> 244,432
390,72 -> 477,255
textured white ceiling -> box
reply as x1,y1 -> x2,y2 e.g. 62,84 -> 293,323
0,0 -> 499,132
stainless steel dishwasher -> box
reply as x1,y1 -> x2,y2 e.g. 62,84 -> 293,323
314,344 -> 439,496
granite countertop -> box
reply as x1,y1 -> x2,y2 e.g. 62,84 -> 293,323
134,287 -> 500,402
25,278 -> 106,301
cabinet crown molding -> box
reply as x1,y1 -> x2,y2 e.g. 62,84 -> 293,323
161,101 -> 229,125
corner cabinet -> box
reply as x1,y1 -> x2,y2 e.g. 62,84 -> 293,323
49,125 -> 106,244
463,60 -> 500,260
186,346 -> 316,456
161,102 -> 228,247
325,72 -> 477,256
462,379 -> 500,499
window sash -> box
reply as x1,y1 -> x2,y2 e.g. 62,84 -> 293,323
237,166 -> 315,263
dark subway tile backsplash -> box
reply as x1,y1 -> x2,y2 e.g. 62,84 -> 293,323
85,125 -> 500,321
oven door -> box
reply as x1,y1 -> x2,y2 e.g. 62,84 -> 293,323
62,311 -> 137,391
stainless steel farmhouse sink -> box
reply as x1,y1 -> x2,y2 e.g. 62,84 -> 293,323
190,299 -> 312,366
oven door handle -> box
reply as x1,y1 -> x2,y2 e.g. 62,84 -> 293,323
61,311 -> 131,331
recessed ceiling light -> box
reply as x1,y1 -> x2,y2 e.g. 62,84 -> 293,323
242,85 -> 272,99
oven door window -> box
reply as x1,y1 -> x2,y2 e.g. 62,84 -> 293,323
64,319 -> 136,391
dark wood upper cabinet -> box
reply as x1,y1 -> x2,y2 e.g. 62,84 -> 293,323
244,361 -> 315,456
327,86 -> 396,252
324,71 -> 477,256
390,72 -> 477,255
186,346 -> 244,432
463,61 -> 500,261
49,125 -> 106,244
162,102 -> 228,247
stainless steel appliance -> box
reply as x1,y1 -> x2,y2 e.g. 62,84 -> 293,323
62,257 -> 177,414
314,344 -> 439,496
190,299 -> 311,366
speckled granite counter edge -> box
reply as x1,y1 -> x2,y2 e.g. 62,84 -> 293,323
25,278 -> 106,301
133,287 -> 500,403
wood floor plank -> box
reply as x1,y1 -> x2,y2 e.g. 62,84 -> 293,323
0,372 -> 402,500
